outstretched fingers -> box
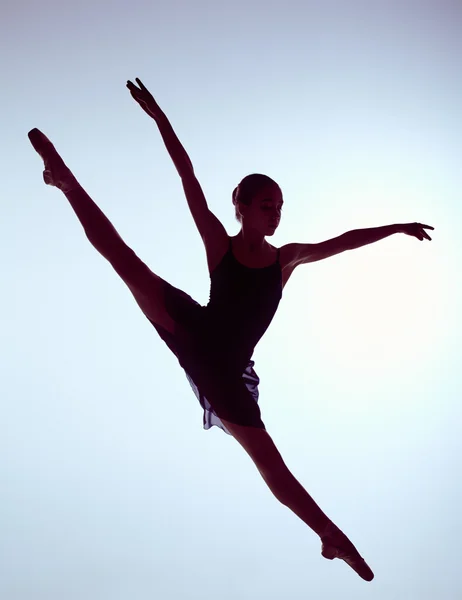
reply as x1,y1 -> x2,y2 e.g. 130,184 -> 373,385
126,79 -> 139,93
126,77 -> 161,121
126,78 -> 149,94
135,77 -> 147,90
420,223 -> 434,241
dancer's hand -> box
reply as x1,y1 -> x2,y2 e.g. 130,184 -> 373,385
400,223 -> 434,241
126,78 -> 162,120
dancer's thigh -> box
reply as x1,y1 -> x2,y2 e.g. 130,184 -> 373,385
109,243 -> 176,334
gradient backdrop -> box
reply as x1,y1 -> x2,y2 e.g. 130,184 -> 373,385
2,1 -> 461,598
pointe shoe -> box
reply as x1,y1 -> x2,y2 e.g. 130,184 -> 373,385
28,128 -> 78,192
320,522 -> 374,582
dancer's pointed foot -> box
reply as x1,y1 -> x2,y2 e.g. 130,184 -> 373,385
320,522 -> 374,582
28,128 -> 78,192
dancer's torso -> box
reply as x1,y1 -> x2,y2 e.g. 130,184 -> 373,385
200,237 -> 283,365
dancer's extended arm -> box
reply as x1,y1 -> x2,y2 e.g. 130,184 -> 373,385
127,78 -> 227,245
286,223 -> 434,267
127,78 -> 194,178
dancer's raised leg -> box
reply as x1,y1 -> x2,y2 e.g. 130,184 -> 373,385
220,418 -> 374,582
28,128 -> 175,332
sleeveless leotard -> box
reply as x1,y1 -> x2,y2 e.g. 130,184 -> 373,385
150,237 -> 282,433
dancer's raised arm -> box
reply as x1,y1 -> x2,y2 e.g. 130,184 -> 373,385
127,78 -> 227,255
127,78 -> 194,178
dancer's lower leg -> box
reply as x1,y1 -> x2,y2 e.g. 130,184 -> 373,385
270,460 -> 374,579
63,186 -> 128,260
259,458 -> 373,580
28,128 -> 131,261
258,460 -> 330,536
220,419 -> 374,581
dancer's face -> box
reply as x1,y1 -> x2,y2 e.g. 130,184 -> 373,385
240,185 -> 283,236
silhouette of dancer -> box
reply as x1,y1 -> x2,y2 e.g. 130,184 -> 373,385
28,77 -> 434,582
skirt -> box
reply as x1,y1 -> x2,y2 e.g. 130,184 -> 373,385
148,281 -> 265,434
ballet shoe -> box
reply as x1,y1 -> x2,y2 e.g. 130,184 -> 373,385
320,522 -> 374,582
28,128 -> 78,192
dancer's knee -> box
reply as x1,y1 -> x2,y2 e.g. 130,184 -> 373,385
108,243 -> 149,284
221,420 -> 286,474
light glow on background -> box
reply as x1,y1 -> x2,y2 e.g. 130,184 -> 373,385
2,1 -> 461,599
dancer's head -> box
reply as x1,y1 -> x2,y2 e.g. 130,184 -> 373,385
232,174 -> 283,236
